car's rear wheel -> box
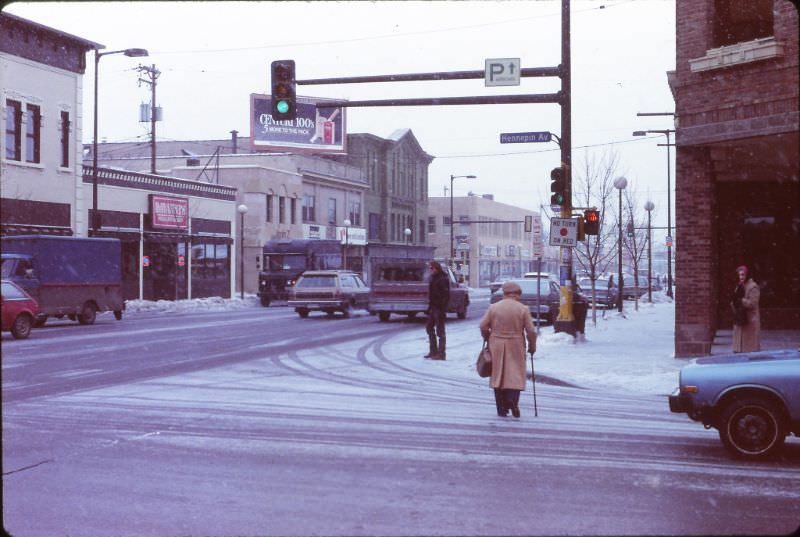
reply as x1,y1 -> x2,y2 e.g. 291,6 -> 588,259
297,308 -> 310,318
260,295 -> 271,307
78,302 -> 97,325
457,307 -> 467,319
378,312 -> 390,322
11,314 -> 33,339
718,397 -> 787,459
114,310 -> 123,320
341,301 -> 355,318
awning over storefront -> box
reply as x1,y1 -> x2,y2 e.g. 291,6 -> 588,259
0,224 -> 73,236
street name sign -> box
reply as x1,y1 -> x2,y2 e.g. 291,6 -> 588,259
549,218 -> 578,247
500,131 -> 552,144
485,58 -> 521,86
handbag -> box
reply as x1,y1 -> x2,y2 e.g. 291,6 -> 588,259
476,340 -> 492,378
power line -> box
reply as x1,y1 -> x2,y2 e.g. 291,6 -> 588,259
435,135 -> 660,159
150,0 -> 638,55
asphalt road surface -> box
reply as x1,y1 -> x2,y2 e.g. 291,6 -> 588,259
3,304 -> 799,536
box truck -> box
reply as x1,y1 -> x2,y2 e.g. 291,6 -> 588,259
1,235 -> 124,326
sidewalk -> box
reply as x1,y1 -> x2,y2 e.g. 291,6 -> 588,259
712,329 -> 800,354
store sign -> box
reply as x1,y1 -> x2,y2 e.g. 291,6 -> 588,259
337,226 -> 367,246
251,93 -> 346,154
150,195 -> 189,230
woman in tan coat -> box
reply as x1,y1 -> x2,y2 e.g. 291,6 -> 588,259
479,281 -> 537,417
731,265 -> 760,353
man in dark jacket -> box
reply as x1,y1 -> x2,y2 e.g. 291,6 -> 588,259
425,261 -> 450,360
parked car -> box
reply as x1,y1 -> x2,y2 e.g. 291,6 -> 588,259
369,262 -> 469,322
1,280 -> 39,339
578,277 -> 618,308
490,277 -> 561,324
288,270 -> 370,318
668,348 -> 800,460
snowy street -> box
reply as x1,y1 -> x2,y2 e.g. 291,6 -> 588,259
3,291 -> 799,536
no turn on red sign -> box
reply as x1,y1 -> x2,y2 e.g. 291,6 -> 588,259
549,218 -> 579,247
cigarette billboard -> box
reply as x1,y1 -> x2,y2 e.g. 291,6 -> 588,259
250,93 -> 346,154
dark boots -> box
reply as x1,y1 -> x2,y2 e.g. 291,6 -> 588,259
424,335 -> 438,359
424,335 -> 446,360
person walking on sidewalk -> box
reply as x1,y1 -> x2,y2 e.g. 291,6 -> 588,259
731,265 -> 761,353
479,281 -> 537,417
425,261 -> 450,360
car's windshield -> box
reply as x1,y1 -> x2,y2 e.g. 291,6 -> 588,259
296,275 -> 336,288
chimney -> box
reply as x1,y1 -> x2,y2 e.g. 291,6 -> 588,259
482,194 -> 494,200
230,130 -> 238,154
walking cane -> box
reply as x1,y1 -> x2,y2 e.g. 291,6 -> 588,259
529,351 -> 538,417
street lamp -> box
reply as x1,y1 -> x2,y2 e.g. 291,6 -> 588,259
449,174 -> 476,268
613,176 -> 628,313
404,227 -> 412,245
633,128 -> 675,298
91,47 -> 148,236
342,218 -> 351,270
237,204 -> 248,300
644,201 -> 655,303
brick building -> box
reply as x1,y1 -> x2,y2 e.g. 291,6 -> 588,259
671,0 -> 799,355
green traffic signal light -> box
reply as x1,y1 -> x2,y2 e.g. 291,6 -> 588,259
271,59 -> 296,120
550,167 -> 566,206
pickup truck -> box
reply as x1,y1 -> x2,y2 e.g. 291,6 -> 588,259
0,235 -> 124,326
368,262 -> 469,322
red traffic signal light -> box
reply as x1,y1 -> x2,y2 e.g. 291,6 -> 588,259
550,167 -> 566,205
584,209 -> 600,235
271,60 -> 296,121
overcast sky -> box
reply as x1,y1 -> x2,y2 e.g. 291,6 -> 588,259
6,0 -> 676,229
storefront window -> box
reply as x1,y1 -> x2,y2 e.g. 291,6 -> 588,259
191,241 -> 231,298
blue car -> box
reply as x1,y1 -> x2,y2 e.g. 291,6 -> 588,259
669,348 -> 800,459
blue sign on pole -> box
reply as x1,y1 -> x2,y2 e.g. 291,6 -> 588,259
499,131 -> 552,144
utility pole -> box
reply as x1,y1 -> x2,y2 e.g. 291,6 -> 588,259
137,64 -> 161,174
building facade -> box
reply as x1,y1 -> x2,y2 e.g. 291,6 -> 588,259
1,14 -> 239,302
328,130 -> 434,247
671,0 -> 799,355
87,137 -> 369,293
1,12 -> 98,236
428,194 -> 543,288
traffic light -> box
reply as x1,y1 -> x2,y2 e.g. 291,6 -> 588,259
626,221 -> 634,237
550,167 -> 566,206
271,60 -> 296,121
584,209 -> 600,235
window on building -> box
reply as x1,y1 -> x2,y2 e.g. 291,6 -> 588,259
713,0 -> 773,47
279,196 -> 286,224
428,216 -> 436,233
5,99 -> 22,161
328,197 -> 337,225
418,219 -> 425,243
369,213 -> 381,240
348,199 -> 361,226
266,194 -> 273,223
60,111 -> 70,168
290,197 -> 297,224
302,194 -> 316,222
25,104 -> 41,163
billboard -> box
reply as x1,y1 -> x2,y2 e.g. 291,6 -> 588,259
250,93 -> 346,154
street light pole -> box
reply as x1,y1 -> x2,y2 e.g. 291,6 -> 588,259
632,127 -> 675,298
343,218 -> 351,270
404,227 -> 412,245
614,177 -> 628,313
91,47 -> 148,236
449,174 -> 476,268
645,201 -> 655,303
237,204 -> 248,300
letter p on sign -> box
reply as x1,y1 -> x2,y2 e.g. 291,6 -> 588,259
485,58 -> 521,86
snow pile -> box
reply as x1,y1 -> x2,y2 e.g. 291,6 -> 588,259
125,295 -> 260,313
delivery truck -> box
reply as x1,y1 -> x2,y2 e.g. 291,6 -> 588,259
0,235 -> 124,326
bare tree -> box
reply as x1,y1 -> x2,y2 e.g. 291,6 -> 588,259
622,185 -> 649,311
572,149 -> 621,325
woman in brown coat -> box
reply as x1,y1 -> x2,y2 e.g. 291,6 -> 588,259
731,265 -> 760,353
479,281 -> 537,417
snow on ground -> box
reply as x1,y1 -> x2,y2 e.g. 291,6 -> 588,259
124,288 -> 686,396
